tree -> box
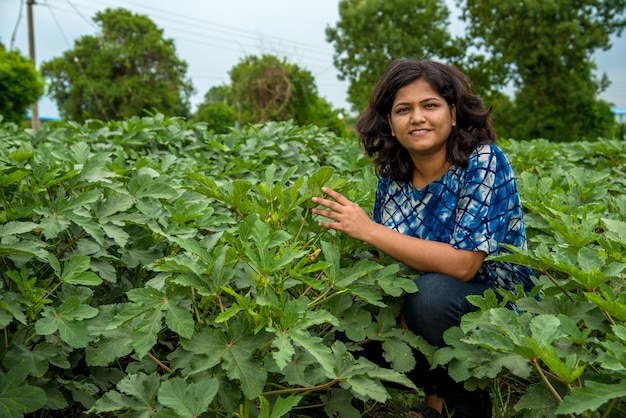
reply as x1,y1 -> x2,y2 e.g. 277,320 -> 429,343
193,85 -> 239,133
326,0 -> 461,112
194,54 -> 348,136
40,8 -> 194,122
0,43 -> 44,124
459,0 -> 626,141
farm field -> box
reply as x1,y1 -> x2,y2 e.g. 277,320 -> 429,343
1,116 -> 625,417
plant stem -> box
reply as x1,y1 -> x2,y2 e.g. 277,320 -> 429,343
533,360 -> 563,402
261,379 -> 340,396
293,206 -> 310,243
147,351 -> 171,372
542,269 -> 575,302
532,359 -> 576,418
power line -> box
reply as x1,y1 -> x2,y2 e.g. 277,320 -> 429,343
78,0 -> 334,55
41,0 -> 71,48
9,0 -> 26,50
38,0 -> 337,74
65,0 -> 98,29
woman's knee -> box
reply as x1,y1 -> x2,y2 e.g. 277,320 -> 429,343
404,273 -> 458,315
402,273 -> 488,346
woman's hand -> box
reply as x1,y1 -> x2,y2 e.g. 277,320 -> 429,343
311,187 -> 374,242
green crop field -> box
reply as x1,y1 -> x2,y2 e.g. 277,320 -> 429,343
1,116 -> 625,417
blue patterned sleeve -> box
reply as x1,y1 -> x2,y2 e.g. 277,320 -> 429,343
450,144 -> 526,256
372,177 -> 388,224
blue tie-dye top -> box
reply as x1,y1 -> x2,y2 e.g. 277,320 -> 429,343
372,144 -> 534,293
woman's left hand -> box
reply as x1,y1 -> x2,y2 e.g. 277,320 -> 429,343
311,187 -> 374,242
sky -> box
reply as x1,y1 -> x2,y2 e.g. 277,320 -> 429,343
1,0 -> 625,120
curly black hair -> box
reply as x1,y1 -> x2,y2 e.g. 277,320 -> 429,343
356,59 -> 496,183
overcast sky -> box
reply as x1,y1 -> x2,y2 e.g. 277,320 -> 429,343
2,0 -> 625,119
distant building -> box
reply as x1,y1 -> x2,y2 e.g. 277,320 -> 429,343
611,108 -> 626,125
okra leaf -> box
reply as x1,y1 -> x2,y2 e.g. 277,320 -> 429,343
258,395 -> 303,418
85,327 -> 134,367
35,296 -> 98,348
557,380 -> 626,415
289,330 -> 334,375
271,332 -> 295,370
61,255 -> 103,286
0,366 -> 47,418
91,372 -> 161,414
158,377 -> 219,417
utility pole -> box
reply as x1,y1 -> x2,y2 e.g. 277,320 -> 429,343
27,0 -> 40,129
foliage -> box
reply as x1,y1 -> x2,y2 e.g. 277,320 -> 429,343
39,8 -> 194,123
459,0 -> 626,141
2,113 -> 626,417
0,43 -> 44,124
435,137 -> 626,416
0,116 -> 424,417
195,54 -> 349,137
193,99 -> 239,134
325,0 -> 461,112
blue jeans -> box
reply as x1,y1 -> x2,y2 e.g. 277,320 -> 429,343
403,273 -> 493,417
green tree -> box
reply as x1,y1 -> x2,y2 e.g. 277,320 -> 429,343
459,0 -> 625,141
40,8 -> 194,122
193,85 -> 239,133
326,0 -> 461,112
0,44 -> 44,124
195,54 -> 348,136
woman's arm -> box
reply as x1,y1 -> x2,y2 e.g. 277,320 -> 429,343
312,187 -> 485,282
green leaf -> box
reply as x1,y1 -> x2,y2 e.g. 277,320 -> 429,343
61,255 -> 103,286
382,339 -> 415,373
0,221 -> 38,237
529,315 -> 565,345
602,217 -> 626,243
320,390 -> 361,418
289,330 -> 334,374
271,332 -> 295,371
163,288 -> 194,339
35,296 -> 98,348
85,327 -> 135,367
1,343 -> 64,378
345,376 -> 389,403
158,377 -> 219,417
90,372 -> 161,415
95,191 -> 134,219
514,382 -> 559,415
577,246 -> 604,273
0,366 -> 47,417
320,240 -> 341,280
524,338 -> 585,383
333,259 -> 381,288
375,264 -> 417,296
132,310 -> 164,358
221,342 -> 267,399
0,292 -> 26,328
181,322 -> 269,399
258,395 -> 303,418
585,287 -> 626,322
557,380 -> 626,414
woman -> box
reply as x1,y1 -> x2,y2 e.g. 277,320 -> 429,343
312,59 -> 534,417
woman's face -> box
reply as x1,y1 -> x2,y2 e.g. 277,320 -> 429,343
387,78 -> 456,160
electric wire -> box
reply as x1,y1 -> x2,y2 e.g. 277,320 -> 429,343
41,0 -> 71,48
65,0 -> 98,30
41,0 -> 346,95
35,0 -> 339,78
9,0 -> 26,50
